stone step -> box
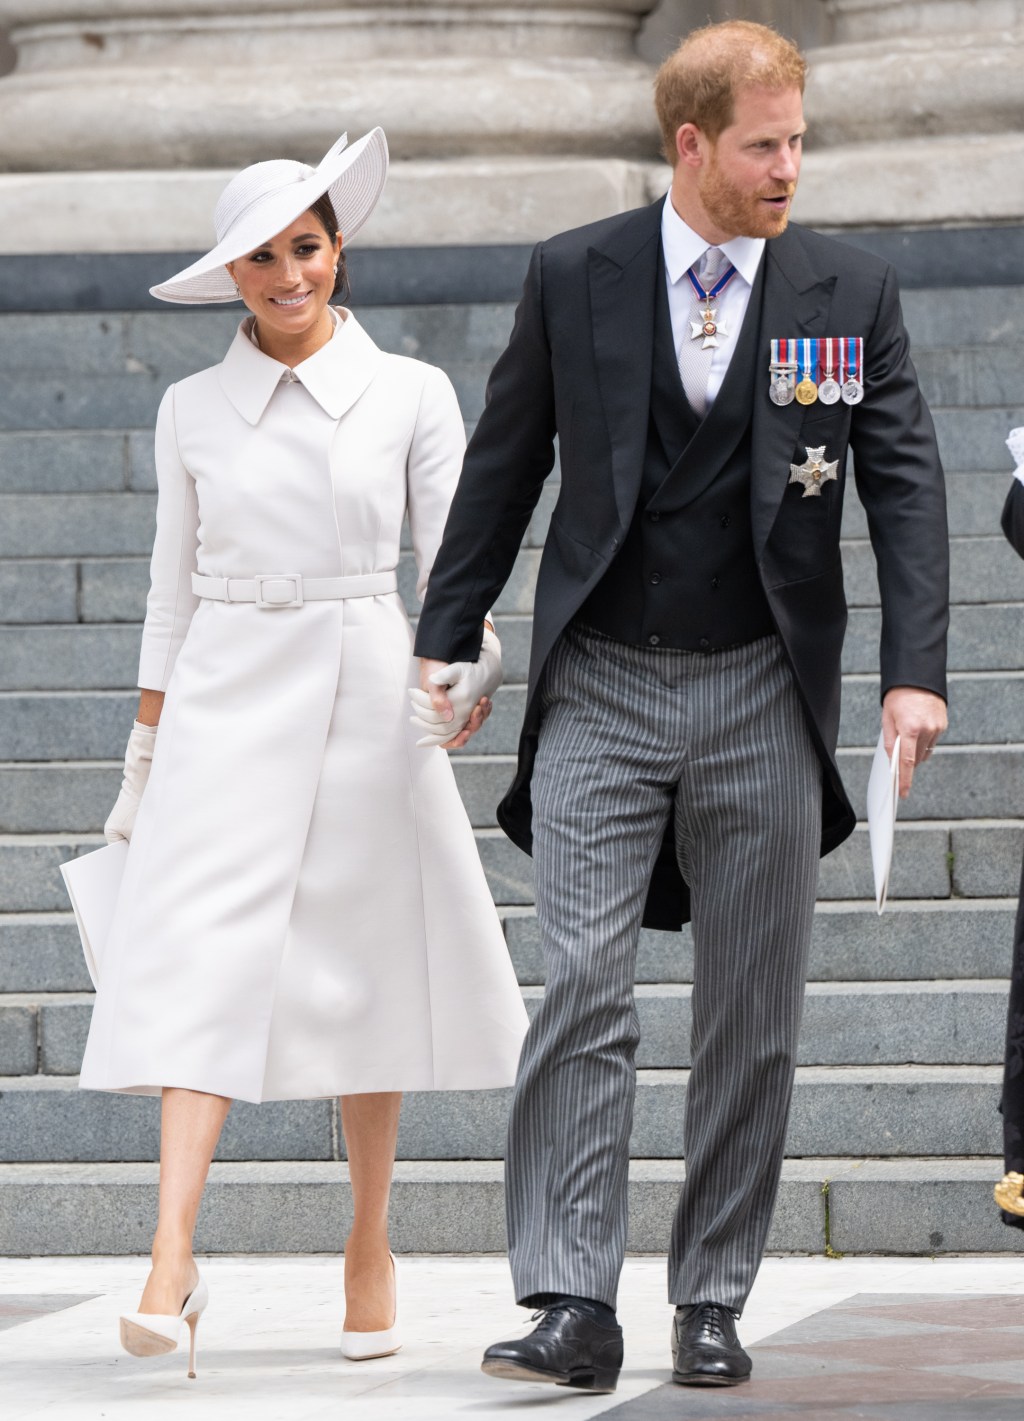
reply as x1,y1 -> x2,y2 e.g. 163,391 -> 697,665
0,528 -> 1019,615
842,536 -> 1024,606
3,977 -> 1006,1080
931,407 -> 1024,475
0,1065 -> 1004,1162
845,604 -> 1024,672
3,297 -> 1019,429
448,746 -> 1022,829
899,285 -> 1024,348
470,744 -> 1023,829
1,670 -> 1022,763
0,438 -> 1011,545
2,897 -> 1015,997
3,602 -> 1020,692
3,821 -> 1020,913
2,286 -> 1019,373
0,1156 -> 1019,1256
504,899 -> 1021,987
913,345 -> 1022,410
0,306 -> 510,423
2,743 -> 1018,833
476,820 -> 1023,908
842,473 -> 1015,539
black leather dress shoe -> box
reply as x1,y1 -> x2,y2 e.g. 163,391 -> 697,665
672,1302 -> 752,1386
481,1304 -> 623,1392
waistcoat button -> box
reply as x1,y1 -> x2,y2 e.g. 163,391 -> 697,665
711,576 -> 720,589
649,634 -> 661,646
649,510 -> 661,522
720,515 -> 731,529
699,636 -> 710,649
650,572 -> 662,585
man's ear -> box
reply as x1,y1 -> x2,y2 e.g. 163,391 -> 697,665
675,123 -> 707,169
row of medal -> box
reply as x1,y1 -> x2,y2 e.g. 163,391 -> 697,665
770,337 -> 864,407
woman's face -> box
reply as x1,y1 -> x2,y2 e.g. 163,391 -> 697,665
227,210 -> 342,343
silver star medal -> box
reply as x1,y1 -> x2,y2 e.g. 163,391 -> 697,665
690,307 -> 727,350
789,445 -> 839,498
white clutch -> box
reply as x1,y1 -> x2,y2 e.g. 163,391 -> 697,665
59,841 -> 129,989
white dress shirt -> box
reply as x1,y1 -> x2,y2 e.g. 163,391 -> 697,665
661,195 -> 765,408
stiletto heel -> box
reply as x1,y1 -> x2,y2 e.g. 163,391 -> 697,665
185,1311 -> 200,1379
120,1275 -> 209,1377
341,1251 -> 401,1360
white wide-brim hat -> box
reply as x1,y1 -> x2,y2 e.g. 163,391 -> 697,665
150,127 -> 389,305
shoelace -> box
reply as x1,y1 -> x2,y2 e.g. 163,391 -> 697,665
692,1302 -> 734,1342
530,1302 -> 601,1334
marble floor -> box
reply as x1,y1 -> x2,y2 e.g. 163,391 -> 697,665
2,1254 -> 1023,1421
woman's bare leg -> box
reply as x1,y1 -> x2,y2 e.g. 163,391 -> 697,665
138,1087 -> 232,1314
340,1091 -> 402,1331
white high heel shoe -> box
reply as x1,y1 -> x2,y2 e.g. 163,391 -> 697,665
341,1252 -> 401,1360
119,1276 -> 209,1379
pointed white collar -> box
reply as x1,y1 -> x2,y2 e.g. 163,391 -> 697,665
217,307 -> 385,424
661,195 -> 764,290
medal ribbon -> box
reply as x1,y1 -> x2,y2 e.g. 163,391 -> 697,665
821,337 -> 837,382
797,338 -> 817,387
686,262 -> 738,304
846,336 -> 862,384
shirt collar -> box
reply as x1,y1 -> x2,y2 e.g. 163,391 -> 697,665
218,306 -> 385,424
661,194 -> 765,290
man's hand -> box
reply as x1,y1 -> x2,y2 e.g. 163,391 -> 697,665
412,645 -> 497,750
882,686 -> 948,799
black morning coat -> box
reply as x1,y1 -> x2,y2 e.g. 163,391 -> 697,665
414,199 -> 950,930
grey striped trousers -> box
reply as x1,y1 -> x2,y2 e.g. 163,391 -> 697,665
506,624 -> 822,1313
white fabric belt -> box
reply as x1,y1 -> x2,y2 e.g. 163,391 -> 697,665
191,569 -> 398,609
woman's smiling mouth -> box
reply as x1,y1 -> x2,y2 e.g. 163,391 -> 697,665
271,292 -> 312,308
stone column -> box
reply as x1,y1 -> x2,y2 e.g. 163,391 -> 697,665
0,0 -> 663,252
795,0 -> 1024,226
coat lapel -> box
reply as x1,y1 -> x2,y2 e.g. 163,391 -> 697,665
587,202 -> 663,530
750,227 -> 838,560
649,248 -> 698,463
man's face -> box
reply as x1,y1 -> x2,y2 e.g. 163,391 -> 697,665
696,84 -> 805,241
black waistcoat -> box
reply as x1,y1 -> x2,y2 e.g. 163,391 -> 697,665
578,249 -> 775,651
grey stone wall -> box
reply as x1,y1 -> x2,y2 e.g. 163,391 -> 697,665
639,0 -> 832,61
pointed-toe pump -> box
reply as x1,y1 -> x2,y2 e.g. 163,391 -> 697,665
119,1276 -> 209,1379
341,1252 -> 401,1360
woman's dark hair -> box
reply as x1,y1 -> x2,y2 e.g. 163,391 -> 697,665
309,191 -> 350,302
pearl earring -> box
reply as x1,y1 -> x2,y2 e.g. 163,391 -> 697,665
332,264 -> 338,275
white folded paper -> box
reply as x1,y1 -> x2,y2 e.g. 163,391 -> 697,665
866,731 -> 900,915
59,841 -> 129,989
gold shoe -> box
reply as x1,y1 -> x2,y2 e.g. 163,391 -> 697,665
994,1172 -> 1024,1217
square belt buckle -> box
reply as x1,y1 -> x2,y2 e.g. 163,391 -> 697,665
254,573 -> 304,609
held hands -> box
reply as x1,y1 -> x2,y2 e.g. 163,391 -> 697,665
882,686 -> 948,799
410,628 -> 503,750
103,721 -> 158,843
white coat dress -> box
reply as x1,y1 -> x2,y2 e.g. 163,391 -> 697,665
79,309 -> 528,1103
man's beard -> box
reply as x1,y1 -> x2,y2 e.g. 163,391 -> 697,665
699,158 -> 795,240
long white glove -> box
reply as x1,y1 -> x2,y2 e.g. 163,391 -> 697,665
409,628 -> 503,748
104,721 -> 158,843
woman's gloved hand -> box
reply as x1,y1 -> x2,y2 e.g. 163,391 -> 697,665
104,721 -> 158,843
410,627 -> 502,748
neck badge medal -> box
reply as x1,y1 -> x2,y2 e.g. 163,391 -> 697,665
687,260 -> 738,350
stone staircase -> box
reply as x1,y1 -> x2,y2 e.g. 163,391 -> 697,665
1,282 -> 1023,1257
